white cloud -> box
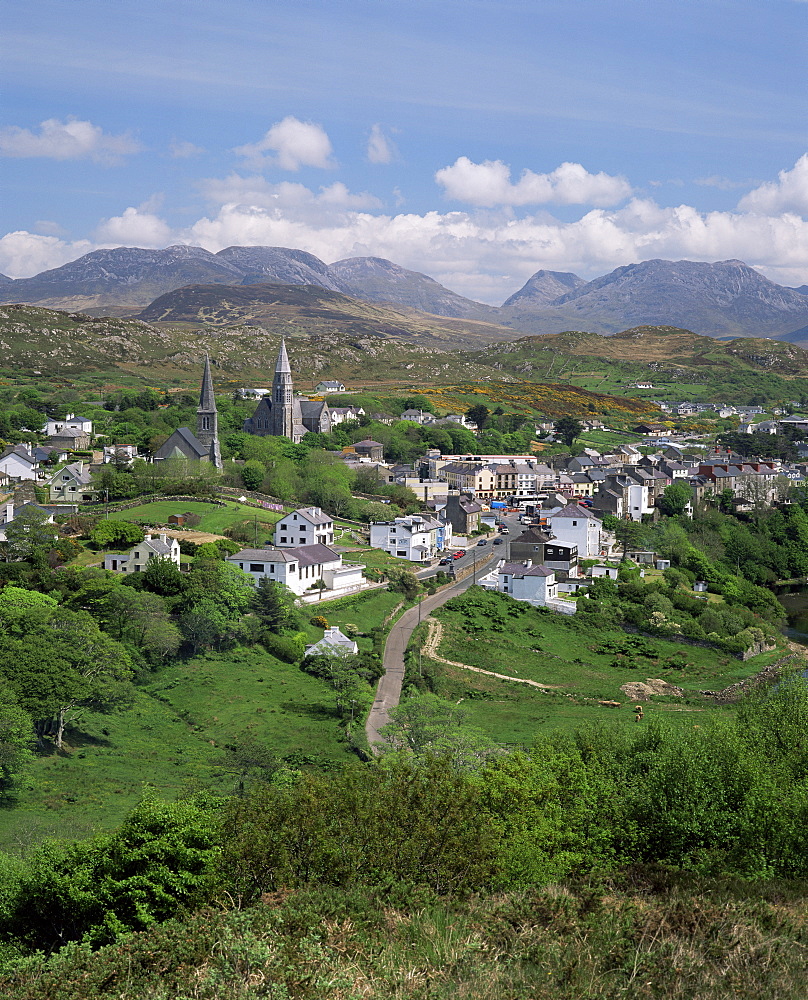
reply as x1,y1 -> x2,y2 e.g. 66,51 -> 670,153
169,139 -> 205,159
738,154 -> 808,215
0,117 -> 141,164
435,156 -> 633,207
234,116 -> 336,171
0,231 -> 93,278
94,206 -> 173,246
366,124 -> 397,165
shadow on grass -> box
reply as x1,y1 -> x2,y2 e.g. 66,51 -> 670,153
279,701 -> 341,721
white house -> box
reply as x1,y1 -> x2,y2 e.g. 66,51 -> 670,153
103,533 -> 181,573
369,515 -> 451,562
315,380 -> 346,394
545,502 -> 604,558
43,413 -> 93,437
304,627 -> 359,658
0,445 -> 38,482
329,405 -> 365,426
274,507 -> 334,547
227,543 -> 364,597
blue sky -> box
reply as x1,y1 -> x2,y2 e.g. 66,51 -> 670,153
1,0 -> 807,302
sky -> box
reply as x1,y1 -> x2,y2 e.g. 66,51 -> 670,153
1,0 -> 807,304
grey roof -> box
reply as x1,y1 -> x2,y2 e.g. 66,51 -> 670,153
157,426 -> 209,460
288,507 -> 332,525
232,543 -> 340,568
551,502 -> 602,521
0,445 -> 35,463
354,439 -> 383,448
499,561 -> 555,578
48,427 -> 87,440
142,536 -> 174,557
514,526 -> 551,544
299,399 -> 328,419
233,546 -> 299,563
54,461 -> 93,486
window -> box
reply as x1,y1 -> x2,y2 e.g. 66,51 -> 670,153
249,563 -> 264,572
397,550 -> 407,557
572,520 -> 577,526
280,536 -> 287,543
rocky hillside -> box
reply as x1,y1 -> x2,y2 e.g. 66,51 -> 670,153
501,259 -> 808,339
135,281 -> 521,350
328,256 -> 498,321
5,246 -> 808,342
0,302 -> 498,387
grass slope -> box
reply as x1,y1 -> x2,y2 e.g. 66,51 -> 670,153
0,589 -> 403,852
421,589 -> 783,742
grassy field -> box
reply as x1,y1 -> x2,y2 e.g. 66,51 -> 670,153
0,587 -> 405,852
418,588 -> 788,743
106,500 -> 284,537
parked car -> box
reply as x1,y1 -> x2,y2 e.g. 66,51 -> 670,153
500,527 -> 509,534
439,557 -> 453,565
493,538 -> 504,545
452,551 -> 464,559
477,539 -> 488,546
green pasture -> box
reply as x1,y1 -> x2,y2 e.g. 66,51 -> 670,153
0,586 -> 404,852
419,588 -> 786,742
0,649 -> 347,853
107,500 -> 284,537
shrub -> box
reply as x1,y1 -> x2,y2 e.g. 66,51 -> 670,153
262,632 -> 304,663
310,615 -> 329,629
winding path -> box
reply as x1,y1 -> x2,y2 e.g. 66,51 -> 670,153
365,554 -> 497,752
420,618 -> 560,690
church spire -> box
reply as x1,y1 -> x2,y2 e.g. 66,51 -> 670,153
275,338 -> 291,374
196,354 -> 222,469
199,353 -> 216,412
270,338 -> 295,438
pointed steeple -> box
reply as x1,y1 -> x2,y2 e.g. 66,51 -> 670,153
196,353 -> 222,469
275,338 -> 291,374
198,353 -> 216,412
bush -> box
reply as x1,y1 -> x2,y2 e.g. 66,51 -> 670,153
90,521 -> 145,550
310,615 -> 329,629
262,632 -> 304,663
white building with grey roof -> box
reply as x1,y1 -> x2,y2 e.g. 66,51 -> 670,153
103,533 -> 181,574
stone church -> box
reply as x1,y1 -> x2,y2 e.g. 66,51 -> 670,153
153,355 -> 223,469
243,339 -> 331,443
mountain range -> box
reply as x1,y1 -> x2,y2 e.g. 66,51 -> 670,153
3,245 -> 808,342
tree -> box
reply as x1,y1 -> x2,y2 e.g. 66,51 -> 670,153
0,683 -> 33,797
90,520 -> 145,550
4,509 -> 58,566
378,693 -> 497,766
656,481 -> 693,517
0,606 -> 133,749
553,416 -> 583,448
252,577 -> 298,633
141,556 -> 186,598
241,459 -> 265,491
465,404 -> 490,431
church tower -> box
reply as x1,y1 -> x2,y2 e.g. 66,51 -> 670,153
196,354 -> 222,468
270,338 -> 296,439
